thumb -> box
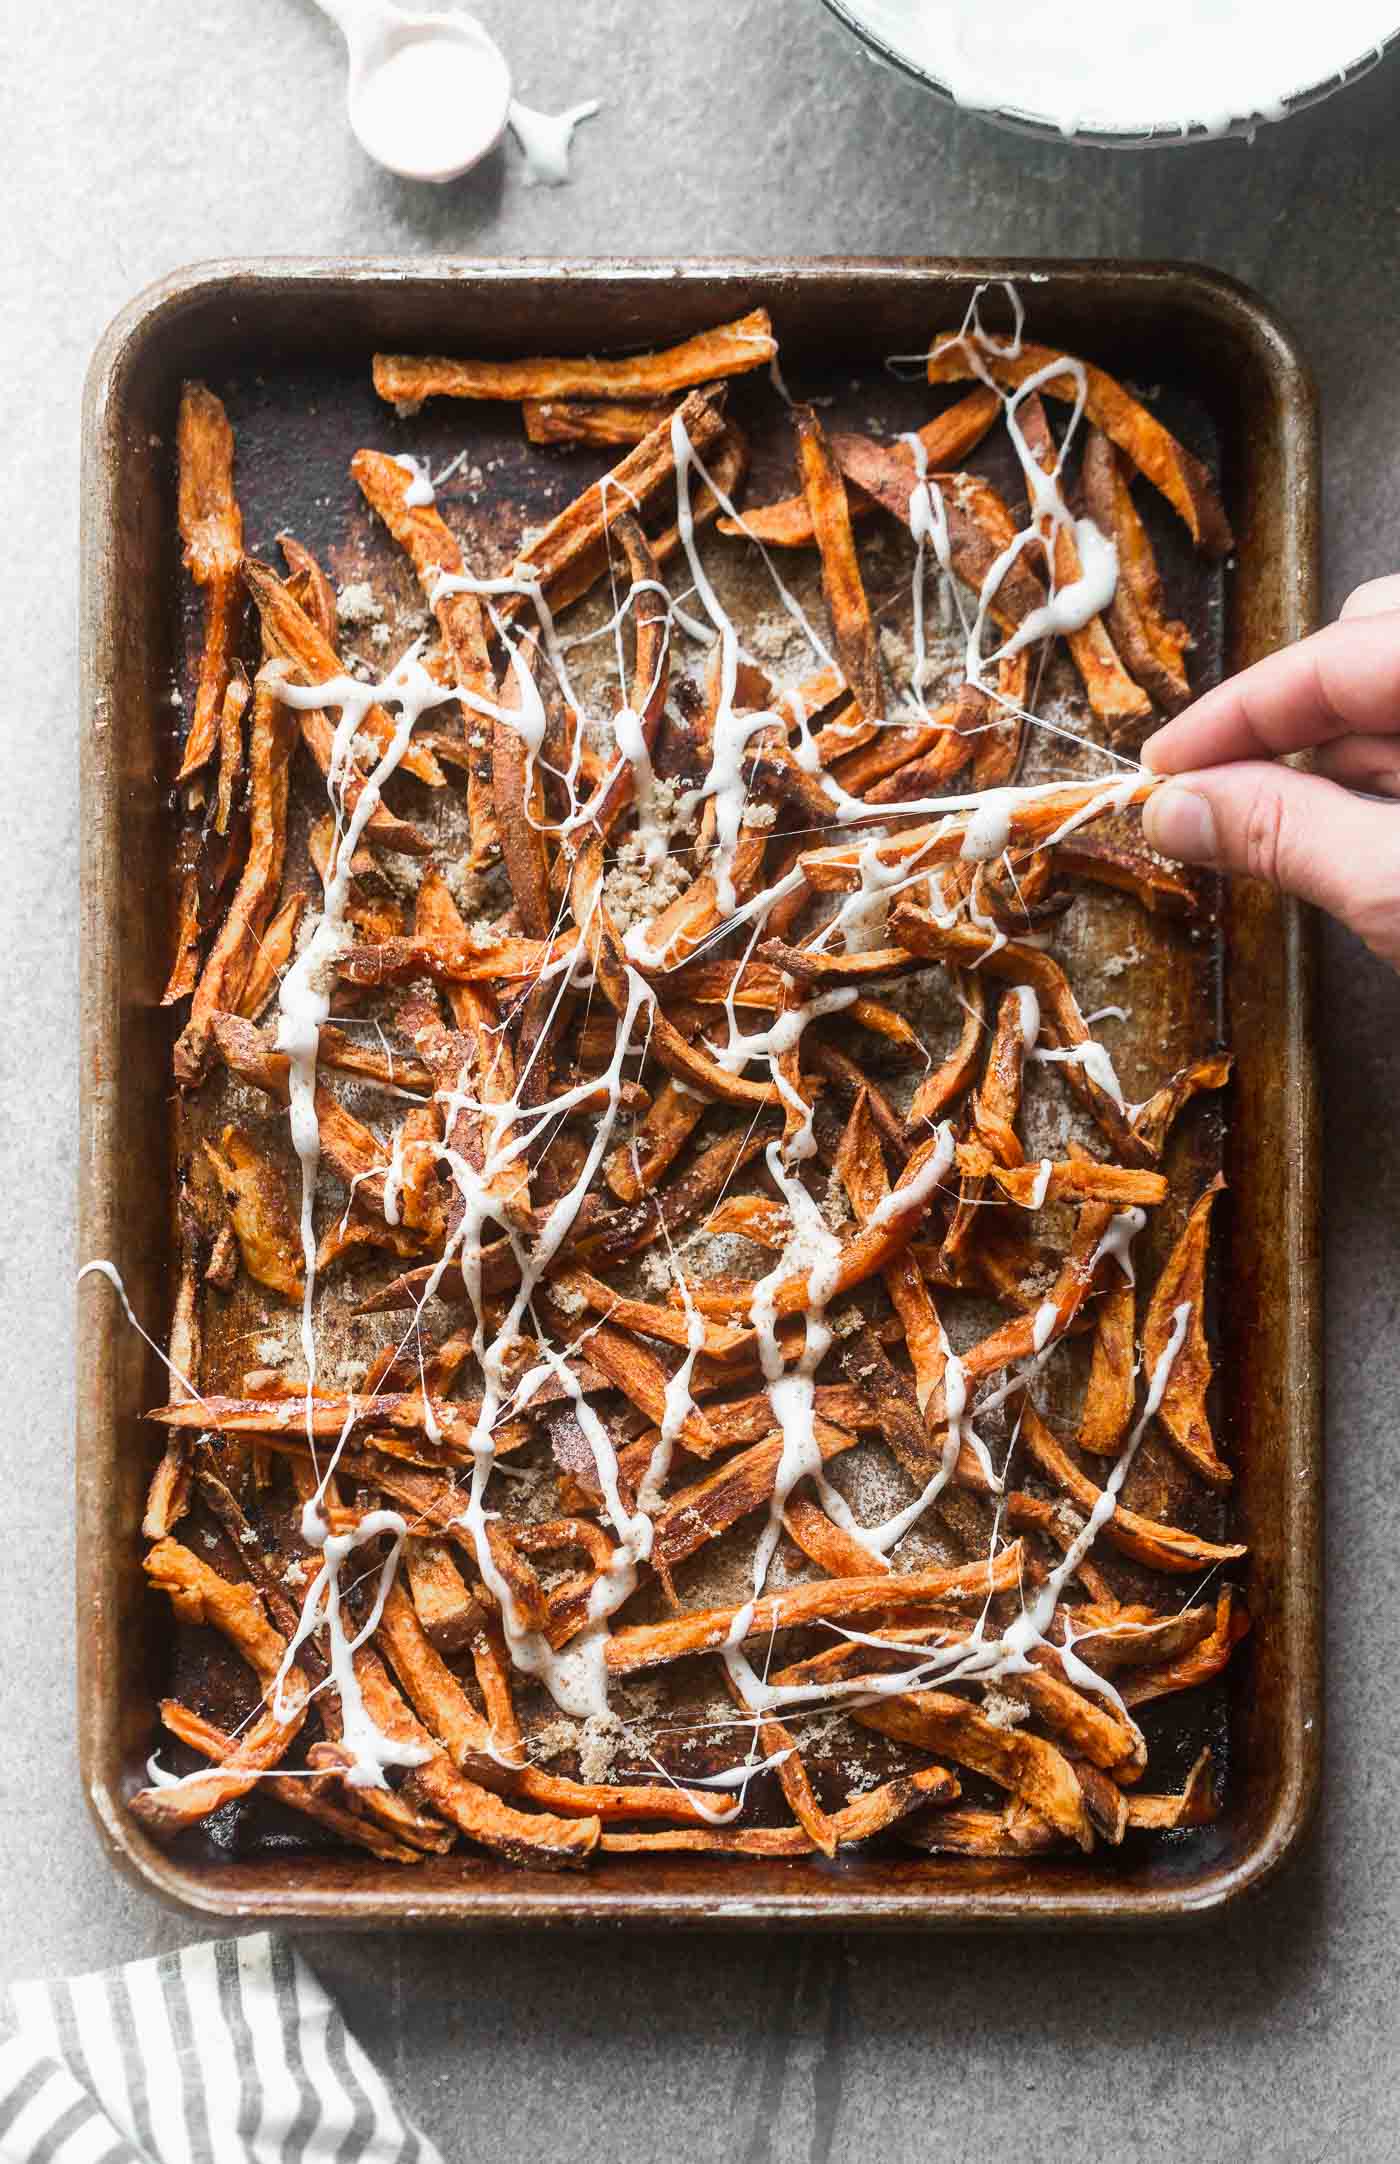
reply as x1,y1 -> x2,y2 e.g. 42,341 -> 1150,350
1142,763 -> 1400,968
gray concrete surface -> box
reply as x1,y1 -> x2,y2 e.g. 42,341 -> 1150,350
6,2 -> 1400,2156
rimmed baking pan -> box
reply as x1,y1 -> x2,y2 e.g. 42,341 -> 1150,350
77,257 -> 1320,1926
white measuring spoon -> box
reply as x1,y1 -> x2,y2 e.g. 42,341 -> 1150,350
310,0 -> 513,183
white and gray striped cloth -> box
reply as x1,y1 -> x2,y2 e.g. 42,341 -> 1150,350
0,1935 -> 441,2164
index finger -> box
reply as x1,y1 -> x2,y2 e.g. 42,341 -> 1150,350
1142,612 -> 1400,775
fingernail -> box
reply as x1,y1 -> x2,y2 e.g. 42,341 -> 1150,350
1143,783 -> 1218,864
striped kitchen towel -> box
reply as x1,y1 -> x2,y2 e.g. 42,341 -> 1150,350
0,1935 -> 441,2164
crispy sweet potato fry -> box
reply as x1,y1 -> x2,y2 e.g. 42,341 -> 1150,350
955,1140 -> 1167,1209
213,662 -> 250,837
128,1539 -> 309,1837
1119,1588 -> 1248,1707
243,559 -> 443,788
856,1689 -> 1095,1850
201,1126 -> 304,1302
1144,1173 -> 1229,1487
523,396 -> 675,446
835,1092 -> 948,1415
1015,392 -> 1152,733
175,676 -> 296,1082
605,1545 -> 1024,1675
600,1768 -> 958,1855
351,1647 -> 600,1868
375,310 -> 776,409
235,889 -> 305,1020
718,389 -> 1000,547
175,383 -> 244,782
1018,1401 -> 1247,1573
1130,1053 -> 1232,1161
1081,425 -> 1194,715
1078,1280 -> 1136,1454
499,387 -> 729,622
926,336 -> 1233,554
405,1537 -> 480,1656
1125,1748 -> 1218,1829
794,403 -> 883,723
161,870 -> 203,1006
161,1702 -> 425,1864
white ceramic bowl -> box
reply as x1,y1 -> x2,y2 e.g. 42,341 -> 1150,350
820,0 -> 1399,145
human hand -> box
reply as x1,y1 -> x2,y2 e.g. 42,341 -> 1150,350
1141,577 -> 1400,970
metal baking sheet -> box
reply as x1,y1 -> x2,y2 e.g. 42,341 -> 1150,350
77,258 -> 1321,1927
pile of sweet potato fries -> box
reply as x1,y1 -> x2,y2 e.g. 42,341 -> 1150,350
131,298 -> 1247,1870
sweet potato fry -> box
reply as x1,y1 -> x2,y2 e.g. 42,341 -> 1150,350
404,1538 -> 480,1657
1015,391 -> 1152,733
1018,1401 -> 1246,1573
909,970 -> 986,1127
277,531 -> 338,641
351,1647 -> 600,1868
500,387 -> 728,622
605,1545 -> 1024,1675
604,1078 -> 707,1202
1081,425 -> 1193,714
523,396 -> 676,446
687,1119 -> 961,1323
1130,1053 -> 1232,1161
857,1689 -> 1095,1849
161,871 -> 203,1006
243,558 -> 443,787
235,889 -> 305,1020
1052,834 -> 1200,917
351,446 -> 500,862
213,662 -> 249,837
793,403 -> 883,723
835,1092 -> 948,1415
571,840 -> 780,1109
600,1768 -> 958,1855
1119,1588 -> 1248,1707
651,1419 -> 856,1570
201,1126 -> 304,1303
1143,1173 -> 1229,1487
175,676 -> 296,1082
1077,1280 -> 1136,1454
128,1539 -> 309,1836
955,1140 -> 1167,1209
175,383 -> 244,783
1125,1748 -> 1218,1829
161,1701 -> 426,1863
375,310 -> 776,409
718,388 -> 1000,547
926,336 -> 1233,554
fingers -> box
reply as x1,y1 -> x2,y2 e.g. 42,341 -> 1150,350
1142,611 -> 1400,775
1310,733 -> 1400,796
1340,574 -> 1400,621
1142,763 -> 1400,968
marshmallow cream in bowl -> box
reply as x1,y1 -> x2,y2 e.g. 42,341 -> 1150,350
820,0 -> 1399,141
